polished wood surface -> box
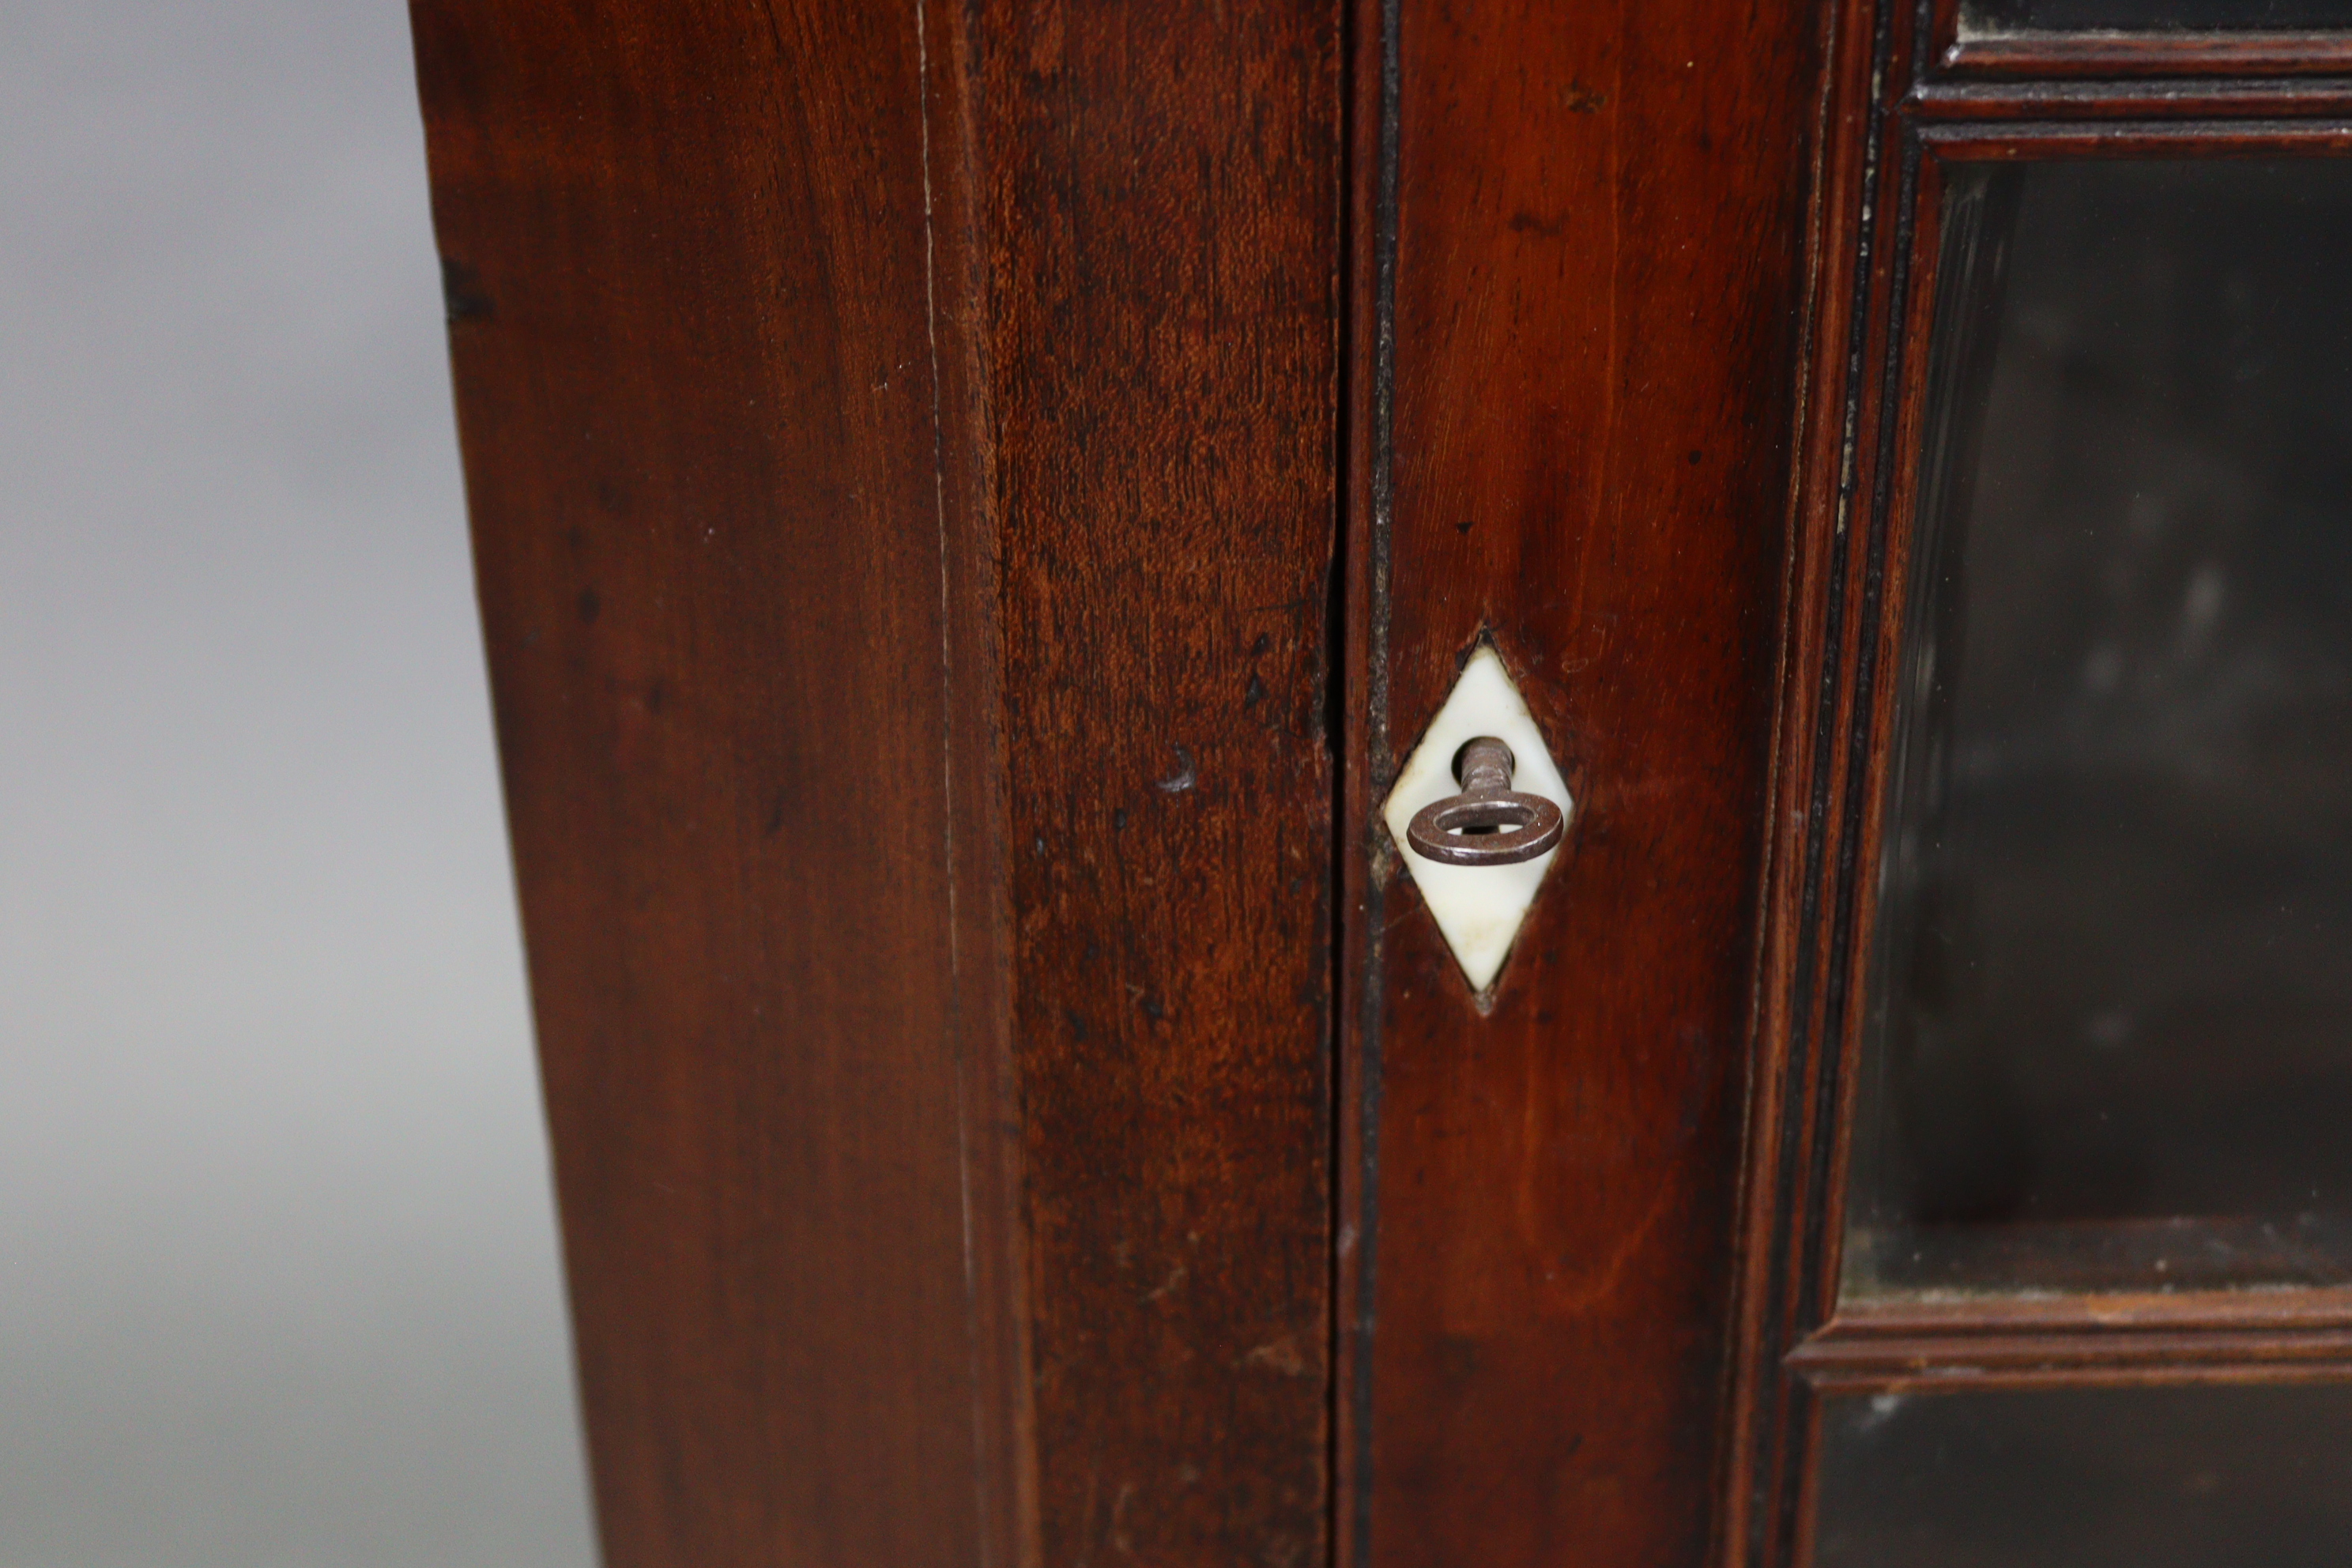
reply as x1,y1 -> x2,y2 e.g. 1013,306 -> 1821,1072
413,6 -> 1022,1562
410,2 -> 2352,1562
976,2 -> 1340,1562
410,2 -> 1337,1563
1338,1 -> 1829,1563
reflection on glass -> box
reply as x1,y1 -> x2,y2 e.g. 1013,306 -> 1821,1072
1846,160 -> 2352,1297
1816,1384 -> 2352,1568
1966,0 -> 2352,32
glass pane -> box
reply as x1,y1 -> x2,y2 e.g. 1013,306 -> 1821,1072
1966,0 -> 2352,32
1815,1383 -> 2352,1568
1846,160 -> 2352,1298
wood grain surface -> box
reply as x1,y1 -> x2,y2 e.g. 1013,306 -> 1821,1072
411,5 -> 1024,1563
409,2 -> 1338,1564
972,3 -> 1340,1564
1339,2 -> 1829,1563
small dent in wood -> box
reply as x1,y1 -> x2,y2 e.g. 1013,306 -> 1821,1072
1153,743 -> 1197,793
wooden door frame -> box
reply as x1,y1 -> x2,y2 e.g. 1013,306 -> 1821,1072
1722,6 -> 2352,1565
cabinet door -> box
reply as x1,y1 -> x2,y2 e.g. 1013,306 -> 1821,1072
1340,2 -> 2352,1566
1755,62 -> 2352,1568
1336,0 -> 1825,1562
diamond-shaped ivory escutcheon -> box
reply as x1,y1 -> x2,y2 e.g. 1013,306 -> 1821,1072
1381,646 -> 1573,993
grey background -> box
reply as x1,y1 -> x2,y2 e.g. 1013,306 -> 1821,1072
1,2 -> 597,1562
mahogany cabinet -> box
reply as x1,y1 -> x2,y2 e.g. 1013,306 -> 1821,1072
409,0 -> 2352,1562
